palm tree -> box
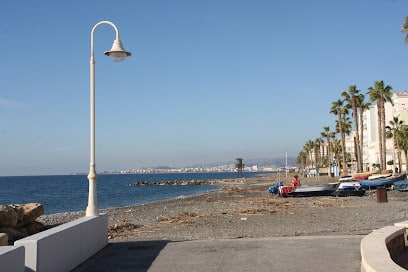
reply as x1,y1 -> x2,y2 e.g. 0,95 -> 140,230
321,126 -> 333,167
303,140 -> 314,168
367,80 -> 393,171
397,125 -> 408,172
402,16 -> 408,43
296,150 -> 307,173
342,85 -> 362,172
386,117 -> 405,172
330,99 -> 349,175
336,115 -> 353,169
329,130 -> 336,167
345,116 -> 354,165
314,137 -> 324,167
331,139 -> 342,168
357,94 -> 371,172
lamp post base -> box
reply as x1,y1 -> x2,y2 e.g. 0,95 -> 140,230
85,205 -> 99,217
86,168 -> 99,217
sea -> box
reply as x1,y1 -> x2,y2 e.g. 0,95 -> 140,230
0,172 -> 264,215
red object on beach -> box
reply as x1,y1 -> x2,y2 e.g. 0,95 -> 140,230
291,176 -> 301,187
279,186 -> 295,196
280,176 -> 301,196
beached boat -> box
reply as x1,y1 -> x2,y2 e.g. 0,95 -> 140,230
335,181 -> 365,197
339,174 -> 370,182
360,173 -> 407,189
351,174 -> 370,180
280,183 -> 340,197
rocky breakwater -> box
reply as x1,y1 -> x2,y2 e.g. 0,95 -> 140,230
129,179 -> 220,186
0,203 -> 45,245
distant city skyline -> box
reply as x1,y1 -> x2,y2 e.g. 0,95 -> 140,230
73,156 -> 298,176
64,156 -> 297,176
1,1 -> 407,176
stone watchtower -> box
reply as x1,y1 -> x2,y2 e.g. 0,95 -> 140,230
235,158 -> 244,172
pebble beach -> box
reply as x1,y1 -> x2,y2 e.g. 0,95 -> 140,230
38,173 -> 408,242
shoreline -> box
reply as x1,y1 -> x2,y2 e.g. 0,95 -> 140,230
37,175 -> 260,226
37,174 -> 408,242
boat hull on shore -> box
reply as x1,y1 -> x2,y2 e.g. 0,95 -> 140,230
360,173 -> 407,189
335,181 -> 365,197
282,183 -> 340,197
393,179 -> 408,192
335,189 -> 365,197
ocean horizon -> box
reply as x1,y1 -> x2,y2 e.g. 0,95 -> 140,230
0,172 -> 265,215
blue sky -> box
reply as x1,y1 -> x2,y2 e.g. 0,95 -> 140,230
0,0 -> 407,176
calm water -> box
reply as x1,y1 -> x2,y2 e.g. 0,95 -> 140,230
0,172 -> 262,215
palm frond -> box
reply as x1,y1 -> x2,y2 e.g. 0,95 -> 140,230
402,16 -> 408,43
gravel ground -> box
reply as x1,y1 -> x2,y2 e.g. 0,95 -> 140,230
37,174 -> 408,242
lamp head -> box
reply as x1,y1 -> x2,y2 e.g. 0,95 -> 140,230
104,39 -> 132,62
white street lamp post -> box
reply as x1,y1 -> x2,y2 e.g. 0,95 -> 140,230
86,21 -> 131,216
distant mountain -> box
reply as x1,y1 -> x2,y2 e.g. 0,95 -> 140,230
242,157 -> 296,168
153,166 -> 172,169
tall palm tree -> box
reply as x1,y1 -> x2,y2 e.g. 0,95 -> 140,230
314,137 -> 324,167
367,80 -> 393,171
331,139 -> 342,168
329,130 -> 336,163
402,16 -> 408,43
336,115 -> 353,168
321,126 -> 333,167
397,125 -> 408,172
330,99 -> 349,175
296,150 -> 307,173
303,140 -> 314,168
386,116 -> 405,172
357,94 -> 371,172
342,85 -> 362,172
345,115 -> 354,163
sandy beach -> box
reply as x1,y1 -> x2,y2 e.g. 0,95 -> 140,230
38,173 -> 408,242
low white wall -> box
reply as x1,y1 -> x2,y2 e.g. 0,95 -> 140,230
361,225 -> 406,272
14,214 -> 108,272
0,245 -> 25,272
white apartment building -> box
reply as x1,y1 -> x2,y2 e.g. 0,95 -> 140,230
357,92 -> 408,172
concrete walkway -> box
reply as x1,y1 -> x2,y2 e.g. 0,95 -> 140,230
72,236 -> 362,272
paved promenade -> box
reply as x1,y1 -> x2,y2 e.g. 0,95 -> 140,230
73,235 -> 362,272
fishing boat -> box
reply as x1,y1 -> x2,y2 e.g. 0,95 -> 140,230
351,174 -> 371,180
360,173 -> 407,189
335,181 -> 365,197
279,183 -> 340,197
339,174 -> 370,182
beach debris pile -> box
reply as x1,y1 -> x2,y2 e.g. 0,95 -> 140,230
108,223 -> 142,239
0,203 -> 45,245
157,212 -> 209,226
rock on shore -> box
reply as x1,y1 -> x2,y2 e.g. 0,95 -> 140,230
0,203 -> 46,245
